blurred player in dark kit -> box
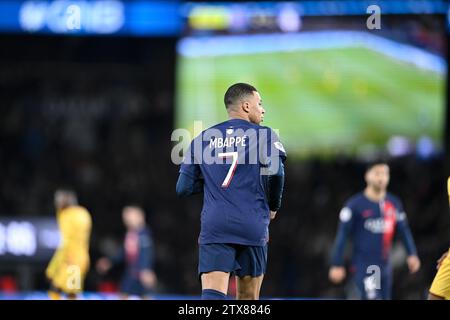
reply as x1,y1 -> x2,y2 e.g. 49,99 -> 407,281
97,206 -> 156,299
329,162 -> 420,299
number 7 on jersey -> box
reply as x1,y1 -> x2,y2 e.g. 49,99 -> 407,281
218,152 -> 238,188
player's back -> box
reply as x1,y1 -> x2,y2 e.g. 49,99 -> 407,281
194,118 -> 276,246
58,205 -> 92,253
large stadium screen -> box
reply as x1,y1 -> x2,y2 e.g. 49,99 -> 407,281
175,2 -> 447,159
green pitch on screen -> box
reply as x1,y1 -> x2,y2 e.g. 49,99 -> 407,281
176,47 -> 444,158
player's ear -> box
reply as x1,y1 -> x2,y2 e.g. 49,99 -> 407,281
242,101 -> 250,113
364,171 -> 370,183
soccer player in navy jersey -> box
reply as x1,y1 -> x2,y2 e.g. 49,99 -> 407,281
96,206 -> 156,299
176,83 -> 286,300
329,161 -> 421,299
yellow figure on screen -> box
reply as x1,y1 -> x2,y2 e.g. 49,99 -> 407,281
46,189 -> 92,300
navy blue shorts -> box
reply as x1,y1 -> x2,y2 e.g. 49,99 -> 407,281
198,243 -> 268,278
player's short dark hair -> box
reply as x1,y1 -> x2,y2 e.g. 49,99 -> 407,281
224,83 -> 257,109
365,159 -> 389,172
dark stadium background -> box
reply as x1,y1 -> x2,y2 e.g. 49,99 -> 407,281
0,0 -> 449,299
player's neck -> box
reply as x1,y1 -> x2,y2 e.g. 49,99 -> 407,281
364,187 -> 386,203
228,111 -> 249,122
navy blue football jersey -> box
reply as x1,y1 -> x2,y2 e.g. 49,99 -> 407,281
331,192 -> 417,267
180,118 -> 287,246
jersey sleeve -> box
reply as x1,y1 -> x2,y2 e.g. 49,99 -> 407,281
177,138 -> 204,196
266,128 -> 287,162
266,162 -> 285,211
179,139 -> 201,179
395,200 -> 418,256
330,201 -> 356,266
261,128 -> 287,211
260,128 -> 286,174
138,230 -> 155,271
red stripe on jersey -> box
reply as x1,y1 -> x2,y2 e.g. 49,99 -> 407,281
382,200 -> 397,259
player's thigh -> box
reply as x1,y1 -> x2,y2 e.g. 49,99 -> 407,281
236,274 -> 264,300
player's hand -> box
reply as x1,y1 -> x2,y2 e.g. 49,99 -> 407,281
96,257 -> 112,274
140,269 -> 157,289
270,211 -> 277,220
407,255 -> 421,274
329,266 -> 346,284
436,251 -> 448,270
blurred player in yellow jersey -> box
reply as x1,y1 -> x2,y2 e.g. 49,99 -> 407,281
428,177 -> 450,300
46,189 -> 92,300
